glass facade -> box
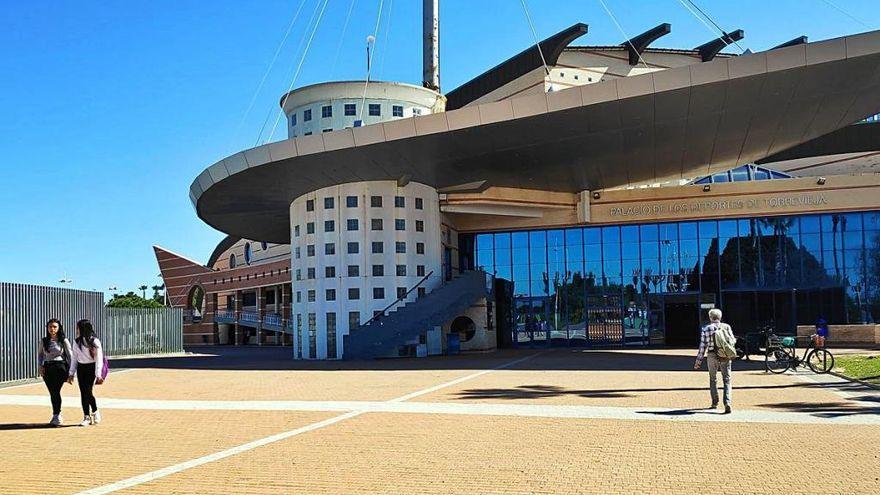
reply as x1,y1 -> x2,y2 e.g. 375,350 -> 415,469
473,210 -> 880,347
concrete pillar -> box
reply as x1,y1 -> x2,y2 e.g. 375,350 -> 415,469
281,285 -> 292,346
257,286 -> 266,346
209,292 -> 219,345
234,290 -> 243,346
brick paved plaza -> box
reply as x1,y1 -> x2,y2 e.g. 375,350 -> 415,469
1,348 -> 878,494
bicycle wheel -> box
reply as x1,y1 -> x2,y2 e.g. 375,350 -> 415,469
765,348 -> 791,374
807,349 -> 835,374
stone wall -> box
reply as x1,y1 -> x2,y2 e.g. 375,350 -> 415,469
797,324 -> 880,346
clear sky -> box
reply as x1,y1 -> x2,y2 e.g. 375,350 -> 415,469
1,0 -> 877,296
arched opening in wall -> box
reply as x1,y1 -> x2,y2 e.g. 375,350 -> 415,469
187,285 -> 206,323
451,316 -> 476,343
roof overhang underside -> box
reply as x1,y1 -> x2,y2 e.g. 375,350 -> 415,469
192,31 -> 880,243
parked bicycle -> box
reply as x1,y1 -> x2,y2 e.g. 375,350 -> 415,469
765,333 -> 834,374
734,324 -> 774,361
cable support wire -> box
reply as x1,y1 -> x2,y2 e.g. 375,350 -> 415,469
359,0 -> 386,121
235,0 -> 308,144
595,0 -> 651,71
519,0 -> 554,87
255,0 -> 326,145
378,0 -> 395,79
675,0 -> 746,53
330,0 -> 359,78
818,0 -> 871,29
267,0 -> 332,145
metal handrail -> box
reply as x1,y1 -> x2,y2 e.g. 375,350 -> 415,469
362,270 -> 435,327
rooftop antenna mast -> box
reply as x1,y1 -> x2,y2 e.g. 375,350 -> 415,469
422,0 -> 439,91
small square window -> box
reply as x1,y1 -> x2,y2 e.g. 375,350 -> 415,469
417,265 -> 425,277
371,218 -> 383,231
417,287 -> 426,297
307,290 -> 316,302
396,287 -> 407,299
396,264 -> 406,276
347,219 -> 359,231
296,291 -> 302,303
348,288 -> 360,300
415,197 -> 423,210
325,266 -> 336,278
395,219 -> 405,231
304,109 -> 312,122
324,197 -> 334,209
325,289 -> 336,301
412,108 -> 422,116
346,195 -> 358,207
347,242 -> 359,254
394,196 -> 405,208
323,128 -> 332,133
344,103 -> 356,116
372,242 -> 384,254
294,225 -> 300,236
307,267 -> 315,279
306,222 -> 315,234
371,196 -> 382,207
349,311 -> 360,328
295,269 -> 301,281
416,220 -> 424,232
416,242 -> 425,255
322,105 -> 332,118
372,264 -> 384,276
324,243 -> 335,255
373,287 -> 385,299
392,105 -> 403,117
347,265 -> 359,277
290,114 -> 297,126
368,104 -> 381,116
295,246 -> 301,259
324,220 -> 335,232
306,199 -> 314,212
395,241 -> 406,254
307,245 -> 315,257
304,131 -> 312,136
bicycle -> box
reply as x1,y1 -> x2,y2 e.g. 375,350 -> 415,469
765,334 -> 834,374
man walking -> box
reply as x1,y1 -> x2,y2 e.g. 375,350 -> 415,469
694,308 -> 736,414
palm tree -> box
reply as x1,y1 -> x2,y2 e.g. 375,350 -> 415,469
138,285 -> 148,299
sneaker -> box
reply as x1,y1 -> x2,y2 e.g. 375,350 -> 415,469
724,405 -> 732,414
710,402 -> 718,409
49,414 -> 60,426
79,415 -> 91,427
91,410 -> 101,425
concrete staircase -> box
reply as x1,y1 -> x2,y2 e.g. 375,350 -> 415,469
343,270 -> 490,360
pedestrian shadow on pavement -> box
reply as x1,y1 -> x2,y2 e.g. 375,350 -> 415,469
757,400 -> 880,418
0,423 -> 76,431
452,382 -> 817,401
638,407 -> 719,416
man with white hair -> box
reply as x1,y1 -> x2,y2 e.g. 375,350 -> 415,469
694,308 -> 736,414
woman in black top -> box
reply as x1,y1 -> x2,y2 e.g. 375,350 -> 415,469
37,318 -> 73,426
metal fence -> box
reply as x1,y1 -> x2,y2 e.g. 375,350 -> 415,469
1,282 -> 183,384
103,307 -> 183,356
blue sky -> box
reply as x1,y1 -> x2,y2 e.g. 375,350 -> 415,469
1,0 -> 877,296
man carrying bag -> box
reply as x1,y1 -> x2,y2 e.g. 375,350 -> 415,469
694,308 -> 737,414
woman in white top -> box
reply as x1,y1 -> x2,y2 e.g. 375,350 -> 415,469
67,319 -> 104,426
37,318 -> 74,426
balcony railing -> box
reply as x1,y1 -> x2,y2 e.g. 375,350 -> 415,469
240,310 -> 260,323
263,313 -> 283,328
215,309 -> 235,322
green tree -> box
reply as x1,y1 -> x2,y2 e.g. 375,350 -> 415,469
138,285 -> 148,299
106,291 -> 163,308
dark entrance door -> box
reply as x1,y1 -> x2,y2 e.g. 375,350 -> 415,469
494,279 -> 515,348
663,295 -> 701,346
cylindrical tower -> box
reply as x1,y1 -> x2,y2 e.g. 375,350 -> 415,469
289,181 -> 443,359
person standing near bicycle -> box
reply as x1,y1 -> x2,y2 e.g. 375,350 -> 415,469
694,308 -> 737,414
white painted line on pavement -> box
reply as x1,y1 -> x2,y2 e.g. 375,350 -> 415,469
73,351 -> 544,494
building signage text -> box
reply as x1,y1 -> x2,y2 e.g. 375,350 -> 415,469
608,194 -> 829,218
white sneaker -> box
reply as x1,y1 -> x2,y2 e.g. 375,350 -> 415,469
91,410 -> 101,425
49,414 -> 60,426
79,415 -> 91,427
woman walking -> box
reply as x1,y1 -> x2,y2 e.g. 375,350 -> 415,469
38,318 -> 73,426
67,319 -> 104,426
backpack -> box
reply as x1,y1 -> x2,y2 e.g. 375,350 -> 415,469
713,323 -> 737,360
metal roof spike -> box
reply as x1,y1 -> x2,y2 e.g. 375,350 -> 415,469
621,23 -> 672,65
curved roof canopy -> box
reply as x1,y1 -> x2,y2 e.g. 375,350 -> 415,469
191,30 -> 880,243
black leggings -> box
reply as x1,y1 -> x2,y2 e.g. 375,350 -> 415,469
77,363 -> 98,416
42,362 -> 67,415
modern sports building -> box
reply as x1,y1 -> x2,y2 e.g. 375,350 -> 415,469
156,17 -> 880,359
